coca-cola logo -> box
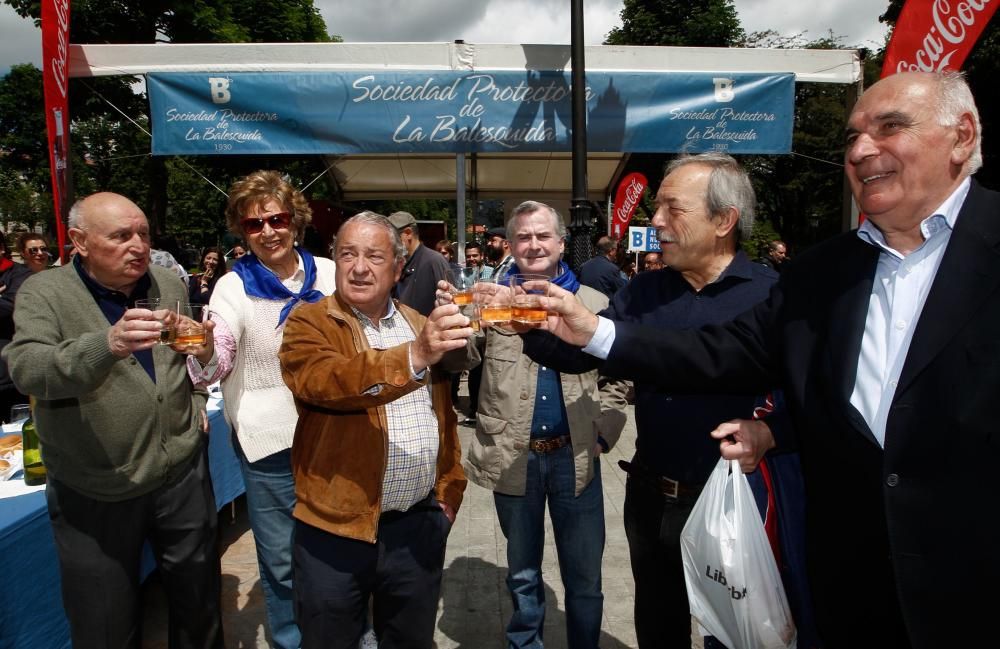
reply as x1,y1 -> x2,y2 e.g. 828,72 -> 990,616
611,172 -> 647,237
49,0 -> 71,99
895,0 -> 993,73
614,177 -> 644,223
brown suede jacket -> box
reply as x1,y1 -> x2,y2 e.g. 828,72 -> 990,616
279,291 -> 467,543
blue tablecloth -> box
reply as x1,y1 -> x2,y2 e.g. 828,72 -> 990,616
0,398 -> 244,649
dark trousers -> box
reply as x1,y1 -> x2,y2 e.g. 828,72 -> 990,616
293,495 -> 451,649
467,362 -> 483,416
623,476 -> 703,649
45,446 -> 223,649
449,372 -> 461,407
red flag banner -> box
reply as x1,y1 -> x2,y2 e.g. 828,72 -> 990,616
611,172 -> 647,239
41,0 -> 72,263
882,0 -> 998,77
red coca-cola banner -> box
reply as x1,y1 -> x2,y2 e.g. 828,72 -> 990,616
882,0 -> 998,77
611,172 -> 647,239
41,0 -> 72,263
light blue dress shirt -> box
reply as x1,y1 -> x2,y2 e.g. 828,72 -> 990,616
850,178 -> 971,446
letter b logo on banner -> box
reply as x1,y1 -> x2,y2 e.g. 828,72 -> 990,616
209,77 -> 231,104
713,78 -> 735,103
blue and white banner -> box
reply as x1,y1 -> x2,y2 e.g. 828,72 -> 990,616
147,71 -> 794,156
628,226 -> 661,253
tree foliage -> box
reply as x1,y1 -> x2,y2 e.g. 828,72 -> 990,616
1,0 -> 336,249
605,0 -> 744,47
0,64 -> 47,193
5,0 -> 335,44
739,33 -> 857,252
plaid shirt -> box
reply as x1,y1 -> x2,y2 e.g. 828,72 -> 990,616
353,302 -> 440,512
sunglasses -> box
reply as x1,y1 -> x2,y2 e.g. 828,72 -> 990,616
27,246 -> 49,255
241,212 -> 292,235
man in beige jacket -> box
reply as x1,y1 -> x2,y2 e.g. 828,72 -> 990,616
455,201 -> 629,649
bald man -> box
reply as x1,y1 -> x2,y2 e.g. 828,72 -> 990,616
3,192 -> 223,648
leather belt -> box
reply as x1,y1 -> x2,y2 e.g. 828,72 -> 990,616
528,435 -> 571,454
618,458 -> 702,500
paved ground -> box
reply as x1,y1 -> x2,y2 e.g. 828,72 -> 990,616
142,381 -> 707,648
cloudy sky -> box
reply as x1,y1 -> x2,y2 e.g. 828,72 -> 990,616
0,1 -> 889,73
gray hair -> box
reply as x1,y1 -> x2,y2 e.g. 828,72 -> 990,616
664,153 -> 755,241
339,211 -> 407,262
507,200 -> 567,240
934,71 -> 982,175
68,199 -> 85,229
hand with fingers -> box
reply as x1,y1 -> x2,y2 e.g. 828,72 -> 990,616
409,303 -> 475,373
435,279 -> 456,307
534,283 -> 600,346
710,418 -> 776,473
107,307 -> 165,358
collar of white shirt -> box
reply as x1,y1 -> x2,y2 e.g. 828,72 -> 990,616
856,177 -> 971,258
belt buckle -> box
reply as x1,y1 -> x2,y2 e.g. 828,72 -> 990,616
661,476 -> 679,498
531,438 -> 551,453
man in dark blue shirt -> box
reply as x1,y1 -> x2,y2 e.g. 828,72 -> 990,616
529,154 -> 785,648
578,236 -> 627,298
609,154 -> 783,648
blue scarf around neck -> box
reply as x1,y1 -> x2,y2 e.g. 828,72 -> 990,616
232,248 -> 324,327
507,261 -> 581,293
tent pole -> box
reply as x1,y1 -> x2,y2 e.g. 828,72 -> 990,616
456,154 -> 466,265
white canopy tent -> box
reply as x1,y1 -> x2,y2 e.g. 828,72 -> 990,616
68,41 -> 862,231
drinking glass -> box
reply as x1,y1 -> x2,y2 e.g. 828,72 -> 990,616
448,266 -> 480,306
477,277 -> 513,325
9,404 -> 30,425
509,274 -> 550,325
135,298 -> 179,345
176,304 -> 209,348
453,302 -> 482,335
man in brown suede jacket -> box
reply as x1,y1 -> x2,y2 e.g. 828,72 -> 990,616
278,211 -> 470,649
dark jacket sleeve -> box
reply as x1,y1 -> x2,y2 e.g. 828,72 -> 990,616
521,329 -> 604,374
757,389 -> 796,451
602,285 -> 781,393
526,278 -> 783,392
0,263 -> 33,323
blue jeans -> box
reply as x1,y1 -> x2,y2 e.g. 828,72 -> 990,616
236,441 -> 300,649
493,445 -> 605,649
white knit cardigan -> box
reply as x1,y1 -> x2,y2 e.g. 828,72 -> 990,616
208,255 -> 337,462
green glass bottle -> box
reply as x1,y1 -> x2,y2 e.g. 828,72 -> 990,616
22,397 -> 46,486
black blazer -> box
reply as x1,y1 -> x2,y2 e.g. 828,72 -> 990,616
597,181 -> 1000,648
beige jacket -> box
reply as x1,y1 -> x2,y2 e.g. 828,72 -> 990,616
464,285 -> 629,496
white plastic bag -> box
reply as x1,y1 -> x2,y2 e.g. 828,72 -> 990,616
681,457 -> 797,649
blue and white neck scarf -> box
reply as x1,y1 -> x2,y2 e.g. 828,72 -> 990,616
232,248 -> 324,327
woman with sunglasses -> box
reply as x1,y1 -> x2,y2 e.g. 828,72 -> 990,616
188,246 -> 227,305
185,170 -> 336,649
17,233 -> 52,273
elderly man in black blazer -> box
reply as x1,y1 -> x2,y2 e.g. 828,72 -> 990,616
524,70 -> 995,649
